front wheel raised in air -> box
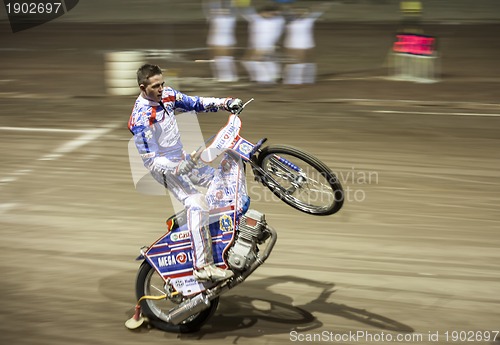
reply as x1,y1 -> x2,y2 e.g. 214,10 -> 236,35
255,145 -> 344,215
135,261 -> 219,333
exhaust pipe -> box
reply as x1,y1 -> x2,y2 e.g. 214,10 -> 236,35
159,293 -> 211,325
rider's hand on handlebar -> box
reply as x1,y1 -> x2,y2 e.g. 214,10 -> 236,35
224,98 -> 243,114
175,157 -> 196,175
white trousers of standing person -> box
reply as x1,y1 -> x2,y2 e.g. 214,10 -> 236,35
212,55 -> 238,82
284,63 -> 316,84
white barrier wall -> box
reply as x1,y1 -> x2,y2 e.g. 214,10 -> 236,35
105,51 -> 145,96
390,53 -> 439,83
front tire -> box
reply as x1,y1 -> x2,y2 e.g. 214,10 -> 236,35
135,261 -> 219,333
255,145 -> 344,215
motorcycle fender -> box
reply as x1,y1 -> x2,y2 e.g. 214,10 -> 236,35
136,246 -> 149,260
201,115 -> 242,163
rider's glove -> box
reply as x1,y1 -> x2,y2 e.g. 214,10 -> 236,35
189,172 -> 202,185
175,157 -> 196,175
224,98 -> 243,113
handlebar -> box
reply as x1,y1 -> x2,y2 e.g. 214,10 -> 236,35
192,98 -> 254,162
232,98 -> 254,116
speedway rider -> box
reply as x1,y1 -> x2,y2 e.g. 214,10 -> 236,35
128,64 -> 243,282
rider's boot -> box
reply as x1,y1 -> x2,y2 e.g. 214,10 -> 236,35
185,198 -> 234,282
194,264 -> 234,282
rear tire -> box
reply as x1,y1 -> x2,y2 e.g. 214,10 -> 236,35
135,261 -> 219,333
255,145 -> 344,215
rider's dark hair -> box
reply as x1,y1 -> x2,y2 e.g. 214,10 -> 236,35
137,64 -> 162,86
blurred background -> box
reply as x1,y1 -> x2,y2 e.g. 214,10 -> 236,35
1,1 -> 499,344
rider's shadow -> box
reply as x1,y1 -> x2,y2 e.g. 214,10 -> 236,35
180,275 -> 414,340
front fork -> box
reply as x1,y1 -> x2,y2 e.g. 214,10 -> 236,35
250,152 -> 306,195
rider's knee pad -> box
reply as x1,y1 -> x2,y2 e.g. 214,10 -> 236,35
184,193 -> 209,211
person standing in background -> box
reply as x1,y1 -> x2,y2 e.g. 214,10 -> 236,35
283,4 -> 329,85
241,6 -> 285,84
206,7 -> 239,82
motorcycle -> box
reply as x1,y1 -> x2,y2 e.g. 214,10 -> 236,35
125,99 -> 344,333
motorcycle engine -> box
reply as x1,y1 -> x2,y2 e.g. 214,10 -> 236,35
227,209 -> 268,271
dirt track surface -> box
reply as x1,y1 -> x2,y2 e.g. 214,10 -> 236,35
0,19 -> 499,345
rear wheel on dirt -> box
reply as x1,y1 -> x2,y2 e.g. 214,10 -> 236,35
135,261 -> 219,333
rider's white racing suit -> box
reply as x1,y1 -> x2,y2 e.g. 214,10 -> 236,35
128,87 -> 234,270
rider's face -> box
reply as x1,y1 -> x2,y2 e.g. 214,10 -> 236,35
141,74 -> 164,103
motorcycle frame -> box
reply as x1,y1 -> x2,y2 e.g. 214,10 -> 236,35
137,107 -> 296,297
